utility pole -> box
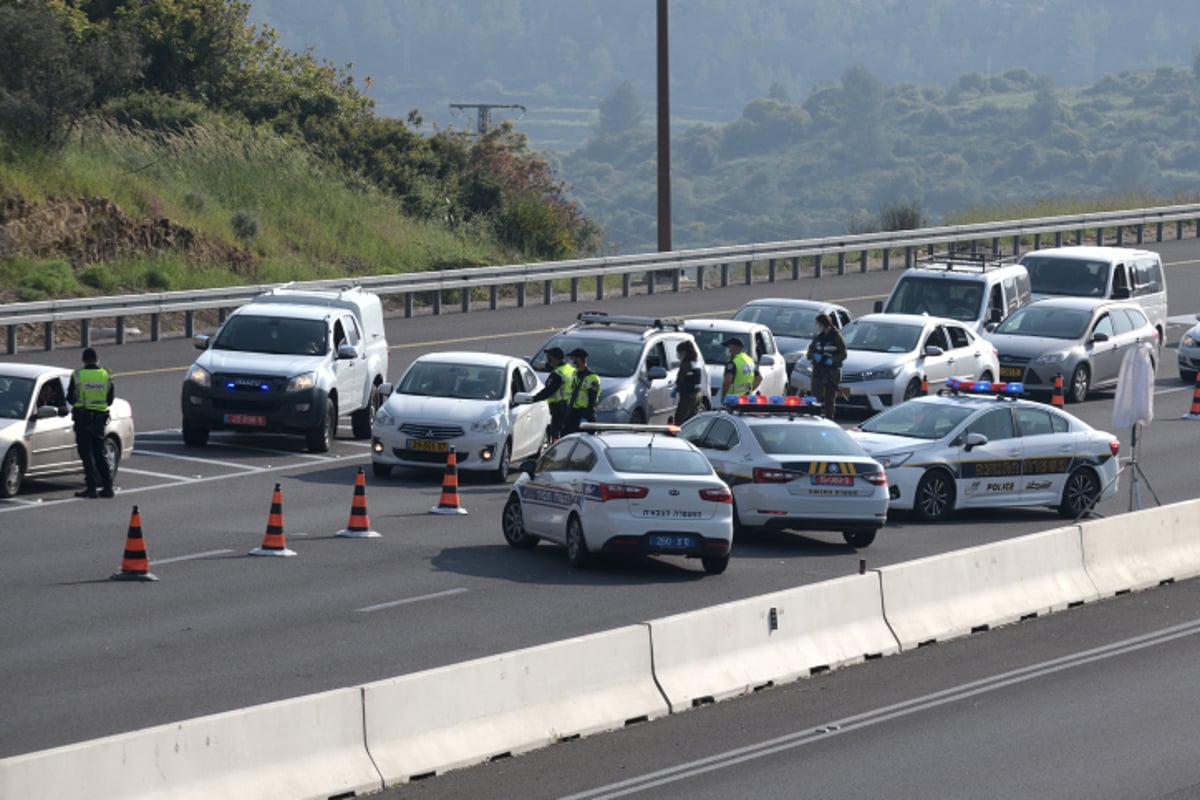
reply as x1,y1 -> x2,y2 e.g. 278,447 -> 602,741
656,0 -> 672,253
449,103 -> 527,135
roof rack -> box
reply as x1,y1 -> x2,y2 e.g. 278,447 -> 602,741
575,312 -> 685,331
913,249 -> 1017,273
722,394 -> 826,415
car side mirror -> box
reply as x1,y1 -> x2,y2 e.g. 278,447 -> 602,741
873,300 -> 884,313
193,334 -> 211,350
337,343 -> 358,360
758,353 -> 778,367
1092,332 -> 1109,343
36,405 -> 59,419
962,432 -> 988,451
513,392 -> 533,405
989,308 -> 1003,324
520,458 -> 537,478
378,382 -> 393,399
647,366 -> 668,381
984,322 -> 998,333
924,345 -> 944,357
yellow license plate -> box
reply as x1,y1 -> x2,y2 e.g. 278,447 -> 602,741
1000,367 -> 1023,379
407,439 -> 449,452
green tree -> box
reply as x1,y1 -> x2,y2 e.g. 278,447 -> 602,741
596,81 -> 644,136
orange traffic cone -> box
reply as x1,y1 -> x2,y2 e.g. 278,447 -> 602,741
337,467 -> 380,538
250,483 -> 297,556
1185,372 -> 1200,419
1051,373 -> 1065,407
919,374 -> 929,395
111,505 -> 158,582
430,446 -> 469,515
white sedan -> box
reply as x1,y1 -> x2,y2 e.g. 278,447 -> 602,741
0,363 -> 135,498
678,396 -> 888,547
847,380 -> 1120,521
501,427 -> 734,574
370,352 -> 551,482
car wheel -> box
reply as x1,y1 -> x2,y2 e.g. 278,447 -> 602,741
1058,468 -> 1100,519
913,469 -> 955,521
1,447 -> 25,498
350,385 -> 378,439
182,422 -> 209,447
843,530 -> 876,548
103,435 -> 121,479
502,494 -> 538,549
372,461 -> 392,478
490,439 -> 512,483
565,514 -> 591,568
306,400 -> 336,452
701,554 -> 730,575
1181,370 -> 1198,384
979,370 -> 994,383
1068,364 -> 1090,404
902,378 -> 923,401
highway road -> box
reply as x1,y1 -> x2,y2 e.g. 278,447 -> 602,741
2,239 -> 1198,761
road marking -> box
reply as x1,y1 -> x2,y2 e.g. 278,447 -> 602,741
355,588 -> 469,613
133,449 -> 269,471
117,467 -> 198,482
150,549 -> 233,565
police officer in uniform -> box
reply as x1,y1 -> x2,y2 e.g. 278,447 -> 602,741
67,347 -> 115,498
805,313 -> 847,419
530,346 -> 575,440
721,337 -> 761,397
563,348 -> 601,435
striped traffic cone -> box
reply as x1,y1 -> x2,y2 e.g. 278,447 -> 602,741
919,374 -> 929,395
250,483 -> 297,556
430,447 -> 468,515
111,505 -> 158,582
1051,373 -> 1065,407
1185,372 -> 1200,419
337,467 -> 380,538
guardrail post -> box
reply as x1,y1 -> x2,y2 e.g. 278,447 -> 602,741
44,322 -> 54,350
1194,218 -> 1199,238
882,249 -> 890,271
185,310 -> 195,338
1177,221 -> 1185,240
672,268 -> 681,292
517,283 -> 527,307
905,246 -> 914,268
792,256 -> 801,279
1096,227 -> 1105,246
647,271 -> 656,295
766,258 -> 775,282
990,237 -> 1000,255
622,273 -> 631,297
404,292 -> 413,318
1055,231 -> 1064,247
544,280 -> 553,305
78,319 -> 89,348
432,291 -> 442,315
570,277 -> 579,303
695,265 -> 706,290
218,308 -> 228,324
6,326 -> 15,355
836,252 -> 846,276
1156,222 -> 1163,242
1010,235 -> 1020,257
720,263 -> 729,287
813,254 -> 822,279
1033,233 -> 1042,250
743,260 -> 753,286
490,285 -> 499,310
462,287 -> 471,313
1074,228 -> 1083,245
150,313 -> 160,342
596,275 -> 605,300
116,316 -> 125,345
859,250 -> 868,273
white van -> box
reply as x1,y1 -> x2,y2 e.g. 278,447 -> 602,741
1018,246 -> 1168,343
875,253 -> 1032,334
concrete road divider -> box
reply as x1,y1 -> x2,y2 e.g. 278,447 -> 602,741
878,524 -> 1100,650
362,624 -> 667,785
0,688 -> 381,800
647,574 -> 899,713
1082,498 -> 1200,595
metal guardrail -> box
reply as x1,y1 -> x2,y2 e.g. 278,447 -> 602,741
3,204 -> 1199,354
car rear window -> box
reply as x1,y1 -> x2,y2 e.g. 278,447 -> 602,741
605,446 -> 712,475
750,423 -> 865,456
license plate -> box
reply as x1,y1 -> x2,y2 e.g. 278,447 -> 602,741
407,438 -> 449,453
812,474 -> 854,486
225,413 -> 266,426
1000,366 -> 1024,379
649,534 -> 696,549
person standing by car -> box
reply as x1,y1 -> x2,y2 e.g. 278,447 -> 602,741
67,347 -> 115,498
563,348 -> 601,435
806,313 -> 847,419
673,340 -> 704,424
721,337 -> 761,397
530,346 -> 575,440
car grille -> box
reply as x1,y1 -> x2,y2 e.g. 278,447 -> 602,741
397,423 -> 464,440
392,447 -> 451,463
212,373 -> 289,393
840,372 -> 865,384
996,355 -> 1031,366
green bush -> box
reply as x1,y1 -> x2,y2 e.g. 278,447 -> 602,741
142,265 -> 174,290
79,265 -> 118,291
231,210 -> 258,241
18,259 -> 77,295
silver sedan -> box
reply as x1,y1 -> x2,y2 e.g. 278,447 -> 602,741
0,363 -> 135,498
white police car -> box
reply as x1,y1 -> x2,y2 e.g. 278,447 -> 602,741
501,425 -> 734,574
678,395 -> 888,547
847,379 -> 1121,521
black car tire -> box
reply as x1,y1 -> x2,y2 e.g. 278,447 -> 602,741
913,469 -> 955,521
502,494 -> 538,549
1068,364 -> 1090,404
182,422 -> 209,447
103,435 -> 121,479
701,554 -> 730,575
1,447 -> 25,498
1058,468 -> 1101,519
306,400 -> 336,452
902,378 -> 923,401
490,439 -> 512,483
843,530 -> 876,548
350,386 -> 378,439
565,514 -> 591,568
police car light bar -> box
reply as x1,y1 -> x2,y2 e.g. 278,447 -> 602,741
723,394 -> 825,414
943,377 -> 1025,397
579,422 -> 681,435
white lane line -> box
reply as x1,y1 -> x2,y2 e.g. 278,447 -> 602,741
356,588 -> 468,613
207,440 -> 346,461
133,449 -> 268,470
116,467 -> 199,482
150,549 -> 233,565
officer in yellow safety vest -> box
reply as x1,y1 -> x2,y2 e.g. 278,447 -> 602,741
530,346 -> 576,440
563,348 -> 601,435
721,337 -> 761,397
67,347 -> 116,498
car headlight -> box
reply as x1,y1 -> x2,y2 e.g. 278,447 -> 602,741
878,451 -> 913,468
187,365 -> 211,387
287,372 -> 316,392
1183,334 -> 1197,348
374,405 -> 393,428
1034,352 -> 1069,365
596,390 -> 628,413
471,413 -> 504,434
860,365 -> 903,381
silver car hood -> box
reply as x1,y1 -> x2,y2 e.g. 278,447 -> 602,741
986,334 -> 1078,358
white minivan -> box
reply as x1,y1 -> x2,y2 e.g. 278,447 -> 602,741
875,254 -> 1032,335
1019,246 -> 1168,345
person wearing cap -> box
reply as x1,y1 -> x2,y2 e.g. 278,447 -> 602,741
805,313 -> 847,419
563,348 -> 600,435
721,337 -> 761,397
530,346 -> 575,440
66,347 -> 115,498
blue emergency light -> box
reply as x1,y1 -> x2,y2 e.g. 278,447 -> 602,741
943,377 -> 1024,396
723,394 -> 824,413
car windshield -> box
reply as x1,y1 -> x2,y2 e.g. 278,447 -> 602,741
1021,256 -> 1109,297
213,316 -> 328,356
398,362 -> 506,400
993,306 -> 1091,339
0,375 -> 35,419
842,320 -> 922,353
688,328 -> 742,364
532,337 -> 640,378
605,446 -> 712,475
884,276 -> 983,322
732,305 -> 822,337
859,402 -> 974,440
750,423 -> 865,456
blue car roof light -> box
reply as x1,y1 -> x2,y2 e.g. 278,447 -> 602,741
942,377 -> 1025,398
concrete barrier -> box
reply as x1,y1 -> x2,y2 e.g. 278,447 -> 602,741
0,688 -> 381,800
1082,498 -> 1200,594
647,574 -> 898,713
878,524 -> 1100,650
362,624 -> 667,785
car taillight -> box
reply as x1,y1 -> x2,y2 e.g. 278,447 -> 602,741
598,483 -> 649,501
753,467 -> 791,483
1109,440 -> 1120,457
699,487 -> 733,503
864,472 -> 888,487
